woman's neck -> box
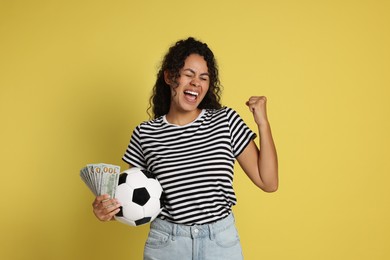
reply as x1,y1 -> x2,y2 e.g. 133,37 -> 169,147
165,109 -> 202,126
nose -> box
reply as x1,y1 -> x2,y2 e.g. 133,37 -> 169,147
190,78 -> 201,87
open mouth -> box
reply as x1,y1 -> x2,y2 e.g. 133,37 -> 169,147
184,90 -> 199,102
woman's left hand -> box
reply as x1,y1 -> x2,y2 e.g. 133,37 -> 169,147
245,96 -> 269,126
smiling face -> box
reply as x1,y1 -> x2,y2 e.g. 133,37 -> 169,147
165,54 -> 210,116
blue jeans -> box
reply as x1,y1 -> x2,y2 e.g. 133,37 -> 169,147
143,213 -> 243,260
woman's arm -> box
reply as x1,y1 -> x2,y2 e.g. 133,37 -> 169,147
237,96 -> 278,192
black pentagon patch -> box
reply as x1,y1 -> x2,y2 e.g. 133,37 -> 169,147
115,206 -> 123,217
141,169 -> 155,179
118,173 -> 128,185
135,217 -> 151,226
132,187 -> 150,206
159,192 -> 166,208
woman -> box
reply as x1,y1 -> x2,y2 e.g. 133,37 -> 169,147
92,37 -> 278,260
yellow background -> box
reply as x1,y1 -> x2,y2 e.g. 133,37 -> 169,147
1,0 -> 389,259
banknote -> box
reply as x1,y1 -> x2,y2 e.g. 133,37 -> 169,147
80,166 -> 96,195
80,163 -> 121,196
100,163 -> 120,198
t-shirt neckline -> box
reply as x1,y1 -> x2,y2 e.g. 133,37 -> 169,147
163,109 -> 206,127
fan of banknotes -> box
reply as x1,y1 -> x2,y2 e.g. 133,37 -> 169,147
80,163 -> 121,198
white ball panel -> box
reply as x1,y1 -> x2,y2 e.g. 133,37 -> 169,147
122,201 -> 145,221
144,179 -> 163,198
143,197 -> 162,217
124,170 -> 148,189
115,184 -> 133,207
149,209 -> 161,222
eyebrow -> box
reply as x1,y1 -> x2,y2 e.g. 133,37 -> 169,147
183,68 -> 210,77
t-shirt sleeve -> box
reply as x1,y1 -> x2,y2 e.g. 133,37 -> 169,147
122,125 -> 147,169
226,107 -> 257,157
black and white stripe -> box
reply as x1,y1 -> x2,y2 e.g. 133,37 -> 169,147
123,107 -> 256,225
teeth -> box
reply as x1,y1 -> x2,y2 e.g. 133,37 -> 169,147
184,90 -> 199,96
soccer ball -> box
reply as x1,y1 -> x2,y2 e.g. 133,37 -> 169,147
114,167 -> 163,226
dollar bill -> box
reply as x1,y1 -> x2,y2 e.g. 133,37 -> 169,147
100,163 -> 111,196
87,164 -> 98,195
80,166 -> 95,195
101,163 -> 120,198
80,163 -> 121,196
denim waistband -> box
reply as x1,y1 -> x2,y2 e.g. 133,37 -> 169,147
150,213 -> 236,240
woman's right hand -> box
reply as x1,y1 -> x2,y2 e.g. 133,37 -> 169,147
92,194 -> 121,221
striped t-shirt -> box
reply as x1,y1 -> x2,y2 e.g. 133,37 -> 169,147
122,107 -> 256,225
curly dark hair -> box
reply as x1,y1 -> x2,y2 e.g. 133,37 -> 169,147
148,37 -> 222,119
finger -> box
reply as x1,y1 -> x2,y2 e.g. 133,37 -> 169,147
248,96 -> 258,101
101,208 -> 121,222
103,202 -> 119,211
246,99 -> 258,109
256,96 -> 267,103
95,194 -> 110,203
101,198 -> 119,209
248,97 -> 267,107
93,194 -> 111,208
94,206 -> 117,220
246,97 -> 261,105
245,103 -> 255,112
245,100 -> 258,107
100,200 -> 121,214
92,197 -> 102,208
107,207 -> 121,217
108,206 -> 121,217
99,202 -> 121,221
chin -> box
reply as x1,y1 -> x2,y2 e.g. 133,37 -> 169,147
180,102 -> 200,111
